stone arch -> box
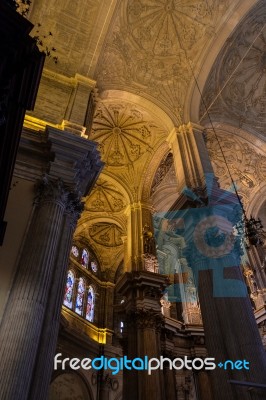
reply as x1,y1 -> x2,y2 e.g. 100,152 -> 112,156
49,370 -> 93,400
185,0 -> 259,123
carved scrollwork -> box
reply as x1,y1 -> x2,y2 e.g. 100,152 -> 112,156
126,309 -> 163,330
205,130 -> 266,205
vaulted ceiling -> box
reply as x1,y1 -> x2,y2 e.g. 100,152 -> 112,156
27,0 -> 266,275
29,0 -> 260,125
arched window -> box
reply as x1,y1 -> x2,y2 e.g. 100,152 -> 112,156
86,285 -> 95,322
75,277 -> 85,315
71,245 -> 79,258
91,261 -> 98,273
63,270 -> 75,308
81,249 -> 89,268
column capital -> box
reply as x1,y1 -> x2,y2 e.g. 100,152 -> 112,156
65,191 -> 84,226
47,126 -> 103,196
34,175 -> 68,206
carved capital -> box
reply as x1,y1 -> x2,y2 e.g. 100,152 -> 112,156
65,192 -> 84,225
126,309 -> 163,331
34,175 -> 68,206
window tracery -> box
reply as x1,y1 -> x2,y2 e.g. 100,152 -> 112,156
63,243 -> 100,324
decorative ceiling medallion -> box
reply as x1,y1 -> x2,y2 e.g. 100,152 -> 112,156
89,223 -> 123,247
91,103 -> 157,166
127,0 -> 207,56
85,179 -> 125,212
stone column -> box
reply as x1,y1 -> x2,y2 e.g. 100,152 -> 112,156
0,176 -> 68,400
116,272 -> 167,400
126,202 -> 155,272
163,363 -> 177,400
164,122 -> 266,399
28,193 -> 83,400
196,371 -> 213,400
0,126 -> 103,400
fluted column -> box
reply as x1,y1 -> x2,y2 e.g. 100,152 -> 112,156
0,176 -> 68,400
28,192 -> 83,400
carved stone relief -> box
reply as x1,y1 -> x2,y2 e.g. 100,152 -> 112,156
200,0 -> 266,136
84,179 -> 126,213
89,222 -> 123,247
151,152 -> 174,194
206,129 -> 266,206
96,0 -> 231,123
90,101 -> 166,167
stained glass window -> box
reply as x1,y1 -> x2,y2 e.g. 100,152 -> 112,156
86,285 -> 95,322
91,261 -> 98,273
75,277 -> 85,315
71,245 -> 79,258
63,270 -> 75,309
81,249 -> 89,268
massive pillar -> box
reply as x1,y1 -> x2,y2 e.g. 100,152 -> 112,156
28,193 -> 82,400
164,122 -> 266,400
117,272 -> 167,400
0,126 -> 103,400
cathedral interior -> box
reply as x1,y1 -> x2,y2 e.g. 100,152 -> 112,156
1,0 -> 266,399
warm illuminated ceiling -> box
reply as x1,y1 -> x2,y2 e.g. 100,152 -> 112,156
29,0 -> 259,125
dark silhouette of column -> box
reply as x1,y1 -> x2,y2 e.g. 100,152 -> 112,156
29,193 -> 83,400
0,177 -> 68,399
